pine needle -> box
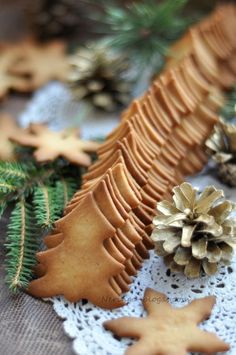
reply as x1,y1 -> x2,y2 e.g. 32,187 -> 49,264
5,199 -> 39,292
56,177 -> 77,208
0,161 -> 36,200
33,183 -> 58,229
0,200 -> 6,218
0,180 -> 17,194
0,161 -> 29,181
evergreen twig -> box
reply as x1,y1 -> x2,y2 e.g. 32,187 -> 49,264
1,157 -> 80,292
0,180 -> 18,194
5,198 -> 39,291
33,184 -> 58,229
0,161 -> 29,181
55,177 -> 77,209
103,0 -> 190,70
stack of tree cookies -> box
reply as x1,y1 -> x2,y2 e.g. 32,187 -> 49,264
28,4 -> 236,308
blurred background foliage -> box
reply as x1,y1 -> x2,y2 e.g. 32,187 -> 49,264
0,0 -> 224,42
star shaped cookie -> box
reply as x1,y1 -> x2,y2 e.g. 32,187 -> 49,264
10,124 -> 99,166
104,288 -> 230,355
0,40 -> 69,99
8,40 -> 69,90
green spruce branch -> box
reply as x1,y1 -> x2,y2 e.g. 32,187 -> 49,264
0,180 -> 18,194
33,184 -> 59,229
2,157 -> 80,292
5,198 -> 39,292
103,0 -> 190,70
55,177 -> 78,208
0,161 -> 29,180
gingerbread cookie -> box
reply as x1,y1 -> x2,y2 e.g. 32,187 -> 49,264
0,43 -> 32,99
8,40 -> 69,90
28,162 -> 144,306
10,124 -> 99,166
0,114 -> 22,161
0,40 -> 69,98
104,288 -> 230,355
28,191 -> 125,308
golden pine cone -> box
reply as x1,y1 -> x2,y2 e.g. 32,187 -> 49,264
206,119 -> 236,186
218,163 -> 236,187
151,182 -> 236,278
67,43 -> 133,112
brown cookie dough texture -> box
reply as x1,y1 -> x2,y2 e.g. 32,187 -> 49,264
28,4 -> 236,308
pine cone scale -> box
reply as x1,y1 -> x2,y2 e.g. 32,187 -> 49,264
173,246 -> 191,266
202,259 -> 217,276
192,238 -> 208,259
206,243 -> 222,263
184,257 -> 201,278
220,243 -> 233,261
163,235 -> 181,254
210,201 -> 232,224
181,225 -> 196,247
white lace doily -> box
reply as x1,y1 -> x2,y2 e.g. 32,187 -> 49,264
18,82 -> 82,130
18,82 -> 120,139
18,82 -> 236,355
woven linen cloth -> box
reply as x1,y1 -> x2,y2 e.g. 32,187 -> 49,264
3,82 -> 235,355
